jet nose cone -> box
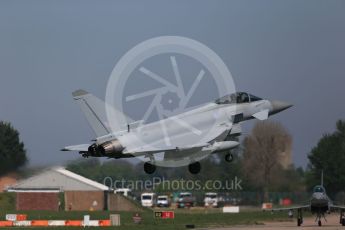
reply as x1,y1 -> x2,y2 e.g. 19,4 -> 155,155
270,100 -> 293,115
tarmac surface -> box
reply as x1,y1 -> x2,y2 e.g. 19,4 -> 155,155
205,214 -> 345,230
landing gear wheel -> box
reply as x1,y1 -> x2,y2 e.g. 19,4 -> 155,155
341,210 -> 345,226
225,153 -> 233,162
297,209 -> 303,227
188,162 -> 201,174
318,220 -> 322,227
144,162 -> 156,174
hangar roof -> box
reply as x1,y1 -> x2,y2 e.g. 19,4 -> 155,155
7,167 -> 109,192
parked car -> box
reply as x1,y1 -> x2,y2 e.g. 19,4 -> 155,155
177,192 -> 196,208
141,193 -> 156,207
204,192 -> 218,207
157,195 -> 170,207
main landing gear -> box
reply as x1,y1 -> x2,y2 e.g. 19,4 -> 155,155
144,161 -> 202,174
297,209 -> 303,226
188,162 -> 201,174
144,162 -> 156,174
340,210 -> 345,226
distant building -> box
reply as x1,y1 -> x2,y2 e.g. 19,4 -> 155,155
7,167 -> 109,211
6,167 -> 142,212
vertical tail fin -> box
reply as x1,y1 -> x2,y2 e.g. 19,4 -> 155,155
72,90 -> 110,136
72,89 -> 136,137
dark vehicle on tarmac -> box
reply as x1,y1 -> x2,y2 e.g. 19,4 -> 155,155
177,192 -> 196,208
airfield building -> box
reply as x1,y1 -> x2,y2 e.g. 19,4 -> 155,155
6,167 -> 142,212
7,167 -> 108,211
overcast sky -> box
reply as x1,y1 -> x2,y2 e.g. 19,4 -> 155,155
0,0 -> 344,168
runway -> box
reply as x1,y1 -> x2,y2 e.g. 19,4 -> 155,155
205,214 -> 344,230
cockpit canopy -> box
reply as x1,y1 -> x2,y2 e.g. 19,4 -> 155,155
313,185 -> 325,193
215,92 -> 262,105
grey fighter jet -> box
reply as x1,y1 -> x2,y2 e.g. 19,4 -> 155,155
62,90 -> 291,174
269,172 -> 345,227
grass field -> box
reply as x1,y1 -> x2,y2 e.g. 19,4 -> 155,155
0,209 -> 292,230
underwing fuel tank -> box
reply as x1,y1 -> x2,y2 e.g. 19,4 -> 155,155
204,141 -> 239,153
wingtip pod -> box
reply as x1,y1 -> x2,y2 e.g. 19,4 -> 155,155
72,89 -> 90,98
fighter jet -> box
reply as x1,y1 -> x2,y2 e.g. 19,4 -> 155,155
268,172 -> 345,227
62,90 -> 292,174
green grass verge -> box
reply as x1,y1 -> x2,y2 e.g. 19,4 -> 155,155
0,193 -> 15,211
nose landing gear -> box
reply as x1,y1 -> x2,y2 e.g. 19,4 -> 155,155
225,153 -> 234,162
297,209 -> 303,226
315,212 -> 326,227
143,158 -> 202,174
